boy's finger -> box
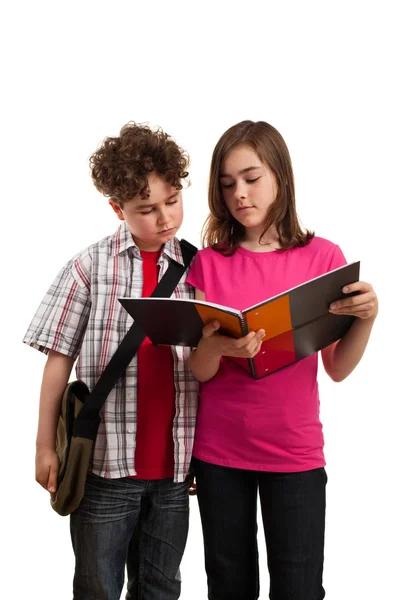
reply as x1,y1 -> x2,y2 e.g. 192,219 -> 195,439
188,481 -> 197,496
36,474 -> 48,490
47,466 -> 58,494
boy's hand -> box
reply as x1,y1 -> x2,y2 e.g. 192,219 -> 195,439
199,320 -> 265,359
36,448 -> 59,494
188,474 -> 197,496
329,281 -> 378,321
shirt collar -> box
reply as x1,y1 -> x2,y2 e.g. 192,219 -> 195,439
111,222 -> 184,266
110,222 -> 136,256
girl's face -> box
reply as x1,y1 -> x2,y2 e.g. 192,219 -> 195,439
219,144 -> 278,234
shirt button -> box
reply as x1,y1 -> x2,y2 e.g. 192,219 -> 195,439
127,427 -> 134,434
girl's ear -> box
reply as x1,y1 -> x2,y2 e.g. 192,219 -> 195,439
109,199 -> 125,221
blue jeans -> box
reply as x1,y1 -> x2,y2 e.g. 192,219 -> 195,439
192,458 -> 327,600
70,473 -> 190,600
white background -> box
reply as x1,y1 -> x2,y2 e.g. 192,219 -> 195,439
1,1 -> 399,598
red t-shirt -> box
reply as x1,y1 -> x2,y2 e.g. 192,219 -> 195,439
131,249 -> 175,479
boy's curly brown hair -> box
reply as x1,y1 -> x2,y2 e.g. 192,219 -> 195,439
90,122 -> 189,206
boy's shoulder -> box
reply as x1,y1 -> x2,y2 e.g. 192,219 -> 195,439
53,223 -> 130,291
69,223 -> 131,265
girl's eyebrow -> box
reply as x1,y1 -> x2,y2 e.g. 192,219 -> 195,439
219,166 -> 262,178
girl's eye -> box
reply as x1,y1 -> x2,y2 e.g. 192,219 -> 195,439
166,199 -> 178,205
221,177 -> 260,189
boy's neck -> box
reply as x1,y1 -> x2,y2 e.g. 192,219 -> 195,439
132,236 -> 165,253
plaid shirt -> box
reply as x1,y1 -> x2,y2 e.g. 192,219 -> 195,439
23,222 -> 198,481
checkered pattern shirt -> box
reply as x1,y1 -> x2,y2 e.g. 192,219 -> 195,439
23,222 -> 198,481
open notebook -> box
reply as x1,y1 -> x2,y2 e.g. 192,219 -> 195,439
119,261 -> 360,379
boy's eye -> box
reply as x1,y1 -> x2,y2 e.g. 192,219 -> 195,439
140,199 -> 178,215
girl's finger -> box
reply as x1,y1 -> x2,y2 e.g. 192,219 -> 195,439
332,301 -> 374,314
330,294 -> 373,311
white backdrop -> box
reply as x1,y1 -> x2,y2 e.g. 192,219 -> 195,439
1,1 -> 399,598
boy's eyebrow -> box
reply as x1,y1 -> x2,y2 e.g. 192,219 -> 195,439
135,191 -> 178,209
219,166 -> 261,178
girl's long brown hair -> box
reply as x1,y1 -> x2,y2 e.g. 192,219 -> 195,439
202,120 -> 314,254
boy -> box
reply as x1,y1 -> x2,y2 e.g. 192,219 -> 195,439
23,122 -> 198,600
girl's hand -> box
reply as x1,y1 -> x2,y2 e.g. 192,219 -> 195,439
198,320 -> 265,358
329,281 -> 378,321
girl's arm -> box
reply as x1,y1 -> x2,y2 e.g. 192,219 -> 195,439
188,289 -> 265,383
36,350 -> 75,493
321,281 -> 378,382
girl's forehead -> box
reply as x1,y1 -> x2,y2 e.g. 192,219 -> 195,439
221,145 -> 264,173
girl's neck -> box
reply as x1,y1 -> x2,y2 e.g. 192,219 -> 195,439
240,227 -> 281,253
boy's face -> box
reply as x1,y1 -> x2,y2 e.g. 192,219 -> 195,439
109,173 -> 184,251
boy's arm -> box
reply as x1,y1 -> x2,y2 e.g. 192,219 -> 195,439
36,350 -> 75,493
188,289 -> 264,383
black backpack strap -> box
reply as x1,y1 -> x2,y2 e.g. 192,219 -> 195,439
74,239 -> 197,433
179,238 -> 198,267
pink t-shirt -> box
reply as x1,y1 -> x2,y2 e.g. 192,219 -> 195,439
186,236 -> 347,472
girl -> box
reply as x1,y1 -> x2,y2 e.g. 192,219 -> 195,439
187,120 -> 378,600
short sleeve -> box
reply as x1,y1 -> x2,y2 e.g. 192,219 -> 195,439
23,256 -> 91,359
186,252 -> 205,292
327,244 -> 347,271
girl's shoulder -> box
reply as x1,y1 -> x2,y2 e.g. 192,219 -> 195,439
196,245 -> 217,256
194,245 -> 229,263
300,235 -> 341,255
295,236 -> 346,271
188,246 -> 233,284
196,238 -> 343,262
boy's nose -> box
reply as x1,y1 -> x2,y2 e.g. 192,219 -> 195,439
157,209 -> 171,225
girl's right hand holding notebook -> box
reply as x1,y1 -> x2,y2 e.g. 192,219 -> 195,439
189,320 -> 265,382
201,320 -> 265,358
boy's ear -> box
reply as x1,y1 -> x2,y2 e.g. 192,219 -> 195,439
109,199 -> 125,221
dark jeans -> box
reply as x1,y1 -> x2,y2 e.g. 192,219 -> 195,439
70,473 -> 190,600
192,457 -> 327,600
